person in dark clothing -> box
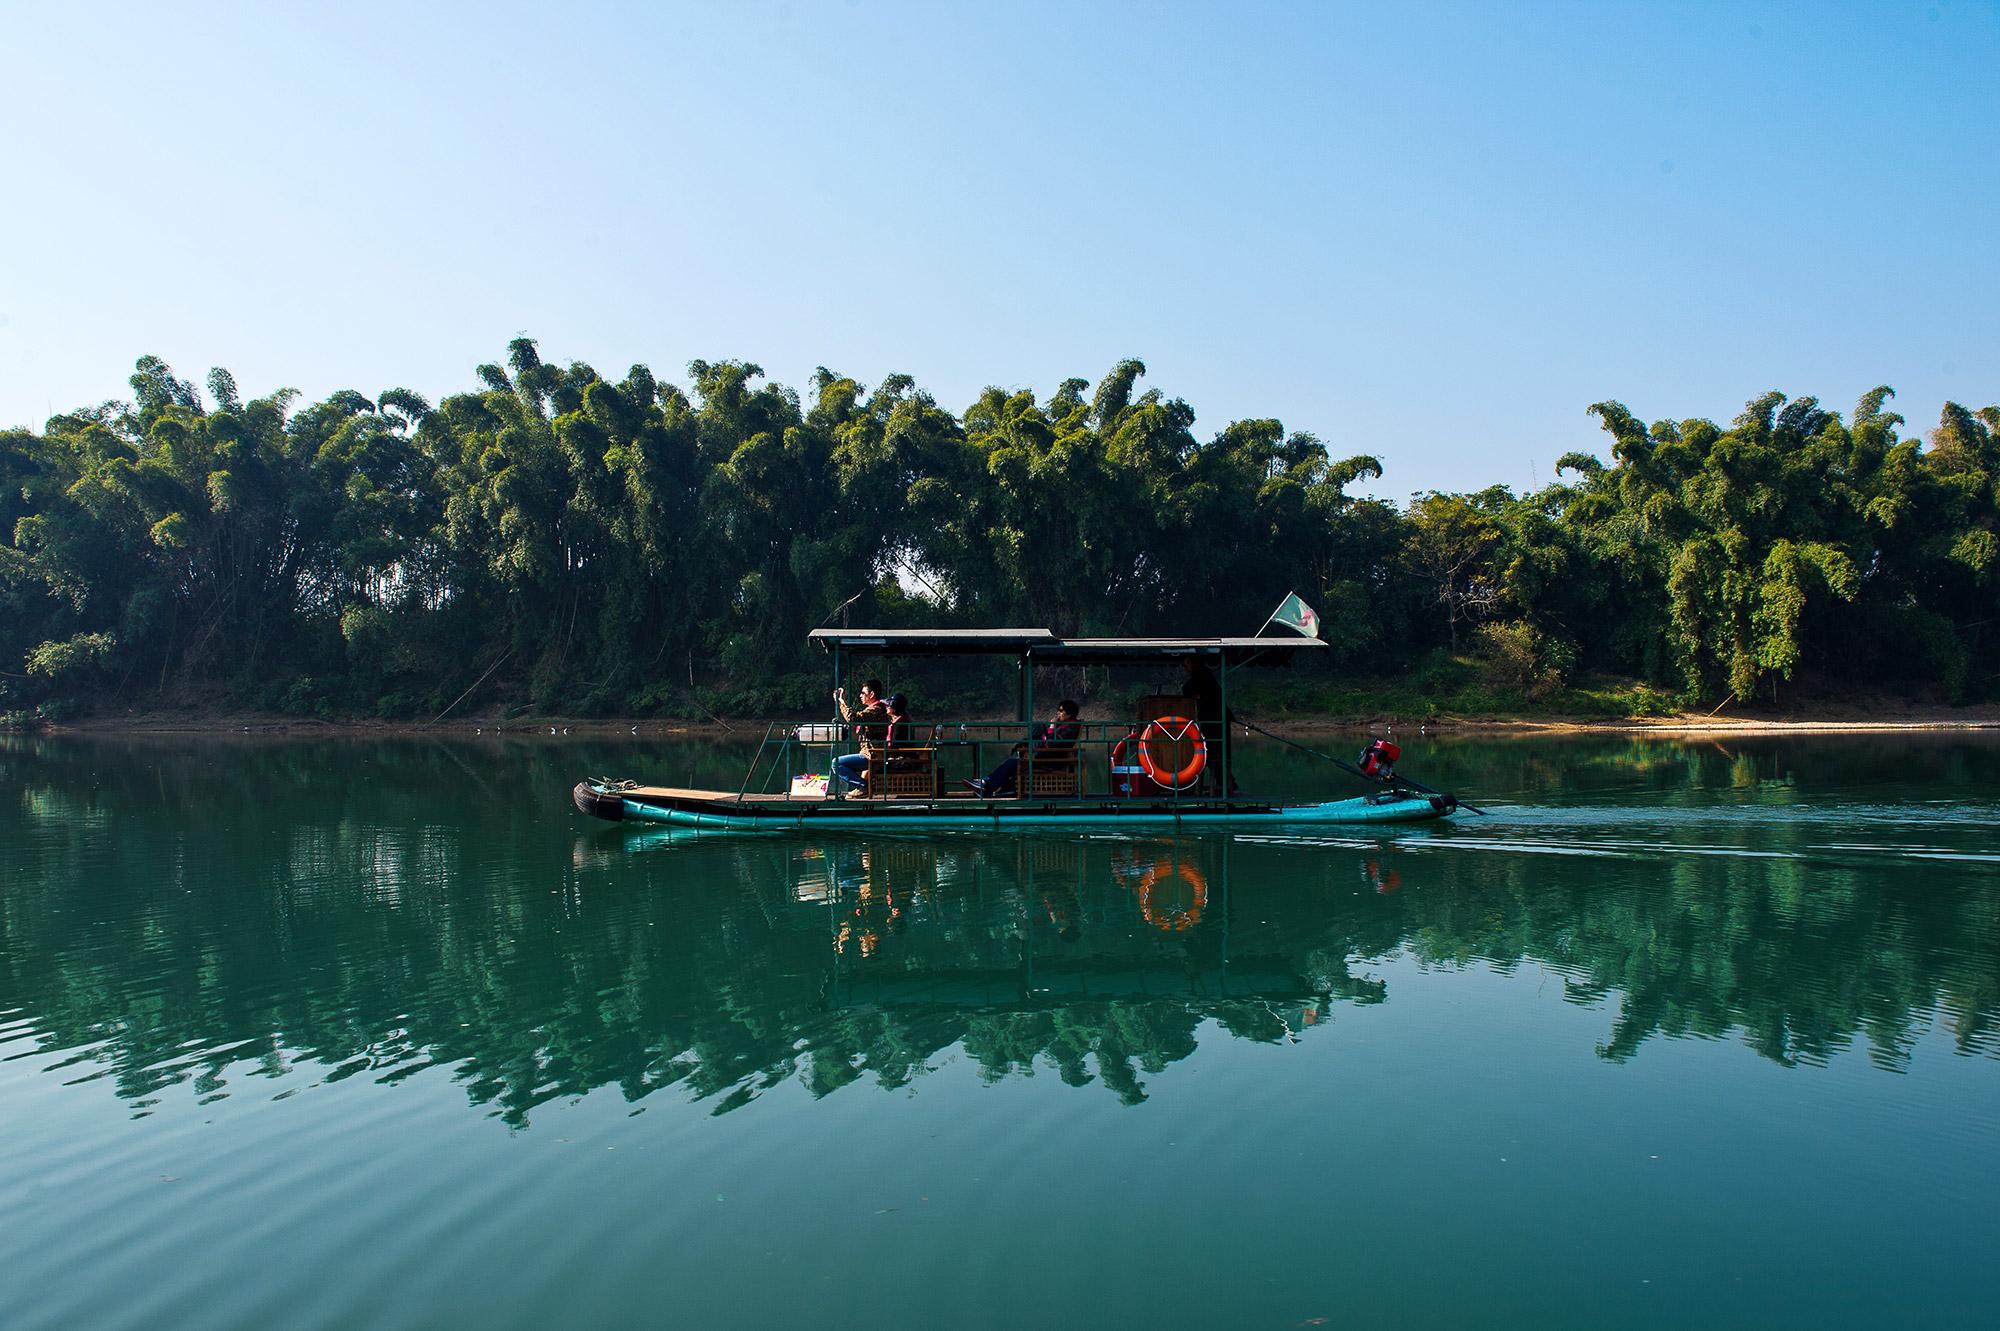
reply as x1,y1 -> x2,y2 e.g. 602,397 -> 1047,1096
1180,656 -> 1241,793
965,700 -> 1081,797
884,693 -> 923,770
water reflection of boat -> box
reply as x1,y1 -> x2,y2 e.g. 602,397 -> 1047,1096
830,959 -> 1314,1009
788,838 -> 1326,1018
574,628 -> 1461,831
1118,849 -> 1210,931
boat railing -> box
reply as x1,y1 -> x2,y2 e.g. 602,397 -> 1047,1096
737,717 -> 1235,804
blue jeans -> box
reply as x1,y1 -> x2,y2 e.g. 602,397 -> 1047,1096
979,754 -> 1021,795
834,753 -> 870,789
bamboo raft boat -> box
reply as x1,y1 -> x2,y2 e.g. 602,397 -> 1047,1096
573,625 -> 1466,833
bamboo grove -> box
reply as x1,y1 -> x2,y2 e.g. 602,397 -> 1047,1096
2,339 -> 1995,720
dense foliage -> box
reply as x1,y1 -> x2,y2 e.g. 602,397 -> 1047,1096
3,342 -> 1994,719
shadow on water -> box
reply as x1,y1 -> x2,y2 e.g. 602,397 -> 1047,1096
1,731 -> 1996,1126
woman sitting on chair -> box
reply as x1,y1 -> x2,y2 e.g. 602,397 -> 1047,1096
965,700 -> 1080,797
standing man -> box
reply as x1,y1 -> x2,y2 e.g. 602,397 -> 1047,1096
1180,656 -> 1241,794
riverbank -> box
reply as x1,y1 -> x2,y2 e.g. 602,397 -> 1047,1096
19,706 -> 2000,739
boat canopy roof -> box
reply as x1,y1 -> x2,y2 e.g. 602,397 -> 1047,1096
807,628 -> 1056,656
1031,636 -> 1322,667
808,627 -> 1322,667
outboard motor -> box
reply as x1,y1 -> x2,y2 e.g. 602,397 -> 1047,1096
1357,739 -> 1401,782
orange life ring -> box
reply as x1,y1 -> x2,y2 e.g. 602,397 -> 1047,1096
1137,716 -> 1206,789
1135,859 -> 1209,931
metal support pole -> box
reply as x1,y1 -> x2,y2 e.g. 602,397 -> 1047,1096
830,645 -> 842,800
1218,653 -> 1230,803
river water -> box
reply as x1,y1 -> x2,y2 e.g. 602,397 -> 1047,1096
2,732 -> 1996,1329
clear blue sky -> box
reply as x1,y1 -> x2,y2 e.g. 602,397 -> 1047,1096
4,1 -> 1995,497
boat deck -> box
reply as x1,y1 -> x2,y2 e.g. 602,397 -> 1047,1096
616,785 -> 1254,806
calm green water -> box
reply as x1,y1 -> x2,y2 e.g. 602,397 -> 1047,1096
3,732 -> 1997,1329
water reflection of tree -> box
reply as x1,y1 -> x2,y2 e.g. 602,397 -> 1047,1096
1,736 -> 1995,1125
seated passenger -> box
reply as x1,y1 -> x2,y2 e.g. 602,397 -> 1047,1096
832,678 -> 890,791
884,693 -> 922,770
965,700 -> 1081,797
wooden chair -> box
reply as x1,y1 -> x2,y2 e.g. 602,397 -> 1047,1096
1018,746 -> 1081,798
864,727 -> 940,798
